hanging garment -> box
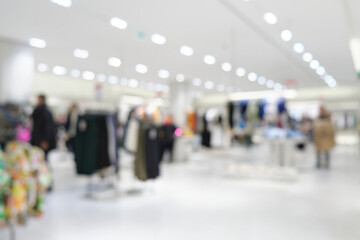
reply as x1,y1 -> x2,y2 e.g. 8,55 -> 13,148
145,126 -> 160,179
97,116 -> 111,170
134,124 -> 148,181
106,116 -> 118,171
74,116 -> 99,175
227,102 -> 234,129
124,119 -> 140,153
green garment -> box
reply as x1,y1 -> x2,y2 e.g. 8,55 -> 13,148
134,125 -> 147,181
74,116 -> 99,175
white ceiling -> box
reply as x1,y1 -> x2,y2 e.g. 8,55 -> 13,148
0,0 -> 358,94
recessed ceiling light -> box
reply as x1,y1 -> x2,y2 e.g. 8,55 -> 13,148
302,52 -> 313,62
204,81 -> 214,89
73,48 -> 89,59
176,74 -> 185,82
147,82 -> 155,90
97,74 -> 106,82
221,62 -> 232,72
163,85 -> 170,93
51,0 -> 72,8
158,69 -> 170,79
108,57 -> 121,67
193,78 -> 202,86
151,34 -> 167,45
108,75 -> 118,84
274,83 -> 283,91
155,83 -> 163,92
217,84 -> 225,92
324,75 -> 333,83
248,72 -> 257,81
204,55 -> 216,65
29,38 -> 47,48
266,80 -> 275,88
135,64 -> 148,74
53,66 -> 67,75
264,12 -> 278,25
180,45 -> 194,56
82,71 -> 95,80
37,63 -> 49,72
258,76 -> 266,85
128,79 -> 139,88
70,69 -> 80,78
110,17 -> 128,29
120,77 -> 128,86
316,66 -> 326,76
324,75 -> 337,88
236,68 -> 246,77
293,43 -> 305,53
281,30 -> 292,42
310,60 -> 320,69
326,77 -> 337,88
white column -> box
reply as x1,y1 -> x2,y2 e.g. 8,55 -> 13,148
0,39 -> 34,103
169,81 -> 193,127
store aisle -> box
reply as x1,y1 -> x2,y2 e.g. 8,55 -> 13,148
1,145 -> 360,240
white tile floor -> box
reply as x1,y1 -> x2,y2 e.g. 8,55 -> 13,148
1,144 -> 360,240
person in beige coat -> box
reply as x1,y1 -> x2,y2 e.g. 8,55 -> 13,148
313,106 -> 335,169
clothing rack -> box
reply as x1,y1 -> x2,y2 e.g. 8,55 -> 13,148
74,111 -> 120,200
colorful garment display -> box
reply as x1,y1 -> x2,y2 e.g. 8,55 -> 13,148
0,142 -> 51,228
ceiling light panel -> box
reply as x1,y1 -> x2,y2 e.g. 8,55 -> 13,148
293,43 -> 305,53
73,48 -> 89,59
221,62 -> 232,72
281,30 -> 292,42
82,71 -> 95,80
110,17 -> 128,29
29,38 -> 47,48
158,69 -> 170,79
264,12 -> 278,25
204,55 -> 216,65
176,74 -> 185,82
302,52 -> 313,62
135,64 -> 148,74
151,34 -> 167,45
236,68 -> 246,77
37,63 -> 49,72
128,79 -> 139,88
97,74 -> 107,82
204,81 -> 214,89
53,66 -> 67,75
70,69 -> 81,78
193,78 -> 202,86
51,0 -> 72,8
108,75 -> 119,84
180,46 -> 194,56
248,72 -> 257,81
108,57 -> 121,67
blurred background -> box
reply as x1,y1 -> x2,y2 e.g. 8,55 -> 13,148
0,0 -> 360,239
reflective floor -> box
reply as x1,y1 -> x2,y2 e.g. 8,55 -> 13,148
1,144 -> 360,240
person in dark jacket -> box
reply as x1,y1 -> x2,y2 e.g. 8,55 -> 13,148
31,95 -> 57,159
158,115 -> 177,162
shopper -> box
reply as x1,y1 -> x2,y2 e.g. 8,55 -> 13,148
31,95 -> 57,159
313,106 -> 335,169
65,103 -> 78,153
158,115 -> 177,162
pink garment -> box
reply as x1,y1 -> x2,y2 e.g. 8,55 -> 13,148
16,126 -> 31,143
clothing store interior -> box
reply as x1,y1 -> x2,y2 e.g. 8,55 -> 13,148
0,0 -> 360,239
